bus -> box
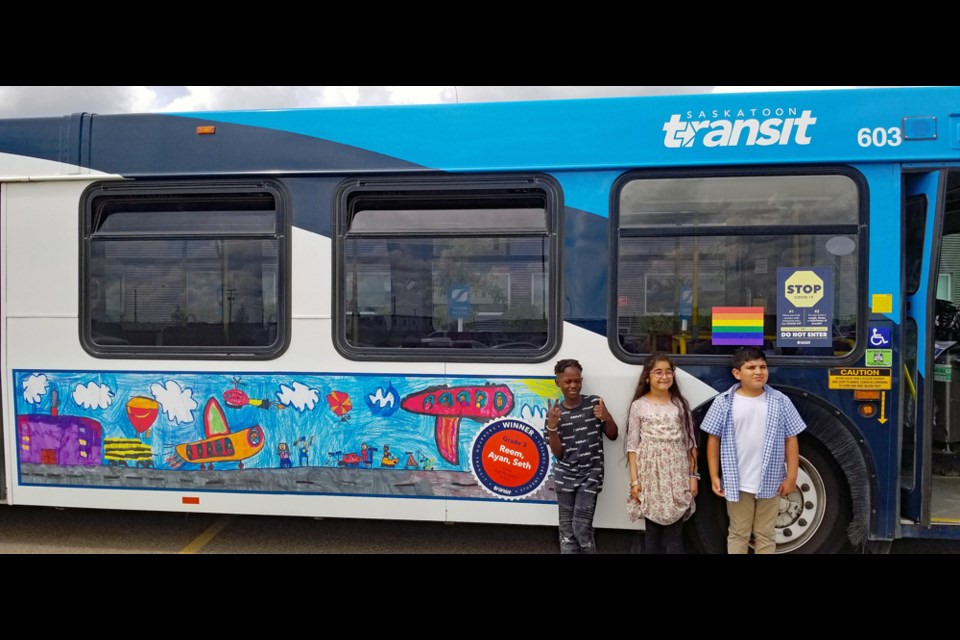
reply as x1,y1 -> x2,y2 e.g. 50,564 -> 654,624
1,86 -> 958,553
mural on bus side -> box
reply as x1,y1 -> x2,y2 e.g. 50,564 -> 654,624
12,370 -> 555,500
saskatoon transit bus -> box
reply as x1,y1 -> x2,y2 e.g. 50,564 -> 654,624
1,86 -> 959,554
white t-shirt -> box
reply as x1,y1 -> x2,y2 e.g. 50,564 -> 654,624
732,392 -> 767,495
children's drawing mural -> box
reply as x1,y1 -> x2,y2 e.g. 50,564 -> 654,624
13,370 -> 553,501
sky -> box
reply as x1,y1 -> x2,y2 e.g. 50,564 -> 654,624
0,86 -> 874,118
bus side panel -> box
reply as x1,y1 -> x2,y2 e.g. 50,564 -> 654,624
3,182 -> 570,525
1,182 -> 6,503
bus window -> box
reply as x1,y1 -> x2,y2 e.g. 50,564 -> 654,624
335,179 -> 560,361
613,171 -> 863,360
81,182 -> 288,359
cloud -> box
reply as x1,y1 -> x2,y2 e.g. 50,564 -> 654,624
712,86 -> 856,94
72,381 -> 114,410
0,86 -> 159,118
150,380 -> 198,424
0,86 -> 914,120
0,86 -> 719,118
22,374 -> 49,404
277,382 -> 320,412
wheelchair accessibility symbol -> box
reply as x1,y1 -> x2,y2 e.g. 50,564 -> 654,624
869,327 -> 891,347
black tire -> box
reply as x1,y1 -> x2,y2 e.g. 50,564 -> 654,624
780,435 -> 852,554
685,433 -> 852,554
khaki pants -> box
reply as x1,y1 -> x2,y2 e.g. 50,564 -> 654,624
726,491 -> 779,554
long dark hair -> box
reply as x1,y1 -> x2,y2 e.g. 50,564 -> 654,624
629,352 -> 697,449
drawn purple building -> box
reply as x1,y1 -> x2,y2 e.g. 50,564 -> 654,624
17,415 -> 103,466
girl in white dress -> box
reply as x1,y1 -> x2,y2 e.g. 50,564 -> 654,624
626,353 -> 698,553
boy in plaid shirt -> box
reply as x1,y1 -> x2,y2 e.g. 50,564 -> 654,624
700,347 -> 806,554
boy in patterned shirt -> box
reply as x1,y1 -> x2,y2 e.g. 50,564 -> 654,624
700,347 -> 806,554
545,358 -> 619,554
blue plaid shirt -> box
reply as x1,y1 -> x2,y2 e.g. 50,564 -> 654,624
699,384 -> 806,501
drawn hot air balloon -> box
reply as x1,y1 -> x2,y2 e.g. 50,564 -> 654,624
326,390 -> 352,421
126,396 -> 159,437
401,384 -> 514,465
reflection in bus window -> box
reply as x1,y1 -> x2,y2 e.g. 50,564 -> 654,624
83,185 -> 286,358
337,181 -> 559,359
615,172 -> 862,358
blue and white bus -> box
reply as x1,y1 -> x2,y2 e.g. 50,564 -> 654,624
2,86 -> 958,553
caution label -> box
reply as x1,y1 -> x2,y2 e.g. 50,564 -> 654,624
828,368 -> 892,390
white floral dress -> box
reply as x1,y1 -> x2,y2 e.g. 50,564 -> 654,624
627,396 -> 696,526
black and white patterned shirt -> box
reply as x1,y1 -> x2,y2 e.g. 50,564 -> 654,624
551,395 -> 606,494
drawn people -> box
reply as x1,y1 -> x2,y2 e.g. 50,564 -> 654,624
295,435 -> 314,466
381,444 -> 399,467
360,442 -> 372,467
278,442 -> 293,469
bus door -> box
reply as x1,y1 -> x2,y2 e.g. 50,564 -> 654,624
901,169 -> 960,526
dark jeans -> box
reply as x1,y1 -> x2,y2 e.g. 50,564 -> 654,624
557,488 -> 599,554
643,517 -> 684,554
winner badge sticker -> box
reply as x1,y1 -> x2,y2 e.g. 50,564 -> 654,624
470,418 -> 551,500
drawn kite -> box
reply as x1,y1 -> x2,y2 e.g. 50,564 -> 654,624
327,390 -> 352,422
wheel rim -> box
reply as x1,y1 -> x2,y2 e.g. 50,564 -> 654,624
774,454 -> 826,553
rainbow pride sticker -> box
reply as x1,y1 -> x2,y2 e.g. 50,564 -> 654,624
712,306 -> 764,346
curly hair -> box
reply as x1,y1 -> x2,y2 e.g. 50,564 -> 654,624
553,358 -> 583,376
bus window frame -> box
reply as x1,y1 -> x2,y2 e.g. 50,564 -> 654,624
609,165 -> 870,366
332,175 -> 562,363
79,179 -> 292,360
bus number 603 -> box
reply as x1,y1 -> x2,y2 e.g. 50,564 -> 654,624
858,126 -> 903,147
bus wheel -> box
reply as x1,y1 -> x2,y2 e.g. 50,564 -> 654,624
776,435 -> 852,554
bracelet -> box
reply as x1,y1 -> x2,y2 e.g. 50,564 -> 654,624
630,480 -> 640,487
689,472 -> 700,480
545,425 -> 558,433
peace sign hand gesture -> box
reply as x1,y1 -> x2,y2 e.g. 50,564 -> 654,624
546,399 -> 562,432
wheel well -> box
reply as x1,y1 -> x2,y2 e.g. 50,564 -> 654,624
692,386 -> 875,549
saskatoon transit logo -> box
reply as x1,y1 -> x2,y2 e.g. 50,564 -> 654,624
662,106 -> 817,148
471,418 -> 550,500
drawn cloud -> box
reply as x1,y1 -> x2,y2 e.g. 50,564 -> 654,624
151,380 -> 198,424
277,382 -> 320,412
73,381 -> 115,410
22,374 -> 49,404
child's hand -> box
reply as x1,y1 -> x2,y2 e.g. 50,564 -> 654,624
778,478 -> 797,496
546,399 -> 561,431
689,476 -> 699,498
711,476 -> 725,497
593,398 -> 609,422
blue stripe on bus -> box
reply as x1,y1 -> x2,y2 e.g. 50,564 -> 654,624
174,87 -> 960,171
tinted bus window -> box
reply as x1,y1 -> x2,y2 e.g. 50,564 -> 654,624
336,179 -> 560,361
614,171 -> 863,359
81,183 -> 288,359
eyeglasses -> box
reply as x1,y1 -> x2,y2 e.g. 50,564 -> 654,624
651,369 -> 674,378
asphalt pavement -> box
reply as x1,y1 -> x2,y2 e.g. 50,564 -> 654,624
0,505 -> 957,554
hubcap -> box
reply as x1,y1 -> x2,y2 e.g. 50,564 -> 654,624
773,454 -> 826,553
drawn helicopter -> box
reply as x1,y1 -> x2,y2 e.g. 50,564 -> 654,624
222,377 -> 286,411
